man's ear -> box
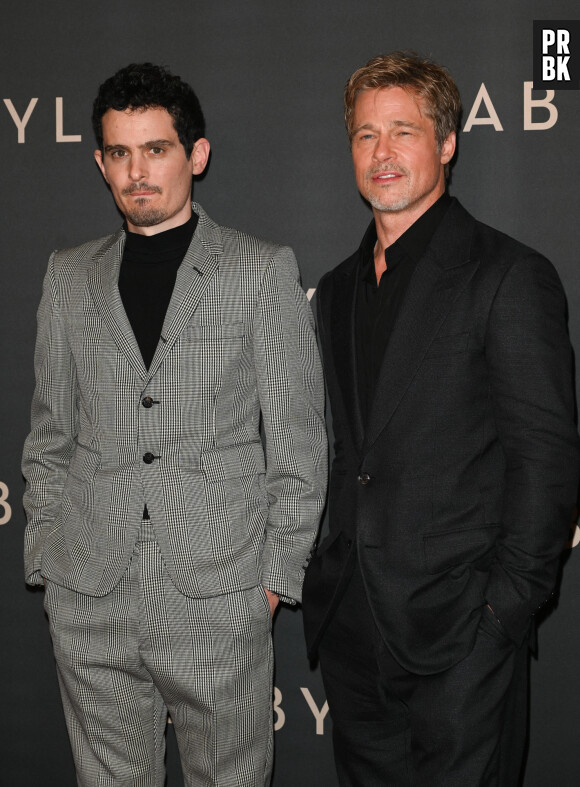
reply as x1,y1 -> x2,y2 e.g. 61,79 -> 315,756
440,131 -> 456,165
94,149 -> 108,183
191,138 -> 211,175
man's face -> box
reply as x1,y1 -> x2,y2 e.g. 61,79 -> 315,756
351,86 -> 455,223
94,107 -> 210,235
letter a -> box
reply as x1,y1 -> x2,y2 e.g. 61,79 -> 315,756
463,84 -> 503,132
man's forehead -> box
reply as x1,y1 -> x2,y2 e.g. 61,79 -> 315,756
354,86 -> 428,118
101,106 -> 178,137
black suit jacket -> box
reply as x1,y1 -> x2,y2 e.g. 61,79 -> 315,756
303,198 -> 580,674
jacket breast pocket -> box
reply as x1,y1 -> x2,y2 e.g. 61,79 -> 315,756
425,332 -> 470,359
178,322 -> 251,388
182,322 -> 249,341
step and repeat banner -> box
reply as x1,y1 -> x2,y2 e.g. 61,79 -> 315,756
1,2 -> 579,784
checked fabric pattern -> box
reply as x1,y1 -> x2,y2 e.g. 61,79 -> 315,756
44,520 -> 275,786
22,202 -> 327,603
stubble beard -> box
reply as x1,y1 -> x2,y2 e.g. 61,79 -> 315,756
367,191 -> 412,213
363,167 -> 412,213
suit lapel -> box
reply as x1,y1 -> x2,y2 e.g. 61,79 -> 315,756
147,203 -> 222,377
87,203 -> 222,381
363,200 -> 479,454
87,229 -> 148,379
330,256 -> 365,452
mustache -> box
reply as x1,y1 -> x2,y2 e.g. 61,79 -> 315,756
122,183 -> 162,196
367,165 -> 408,177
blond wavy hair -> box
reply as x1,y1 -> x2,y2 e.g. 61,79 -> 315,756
344,51 -> 461,155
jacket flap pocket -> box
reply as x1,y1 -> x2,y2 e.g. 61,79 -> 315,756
423,524 -> 500,574
200,441 -> 265,481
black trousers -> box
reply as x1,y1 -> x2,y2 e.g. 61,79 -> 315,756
318,561 -> 528,787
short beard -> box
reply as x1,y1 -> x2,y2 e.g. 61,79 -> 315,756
121,184 -> 166,227
124,201 -> 168,227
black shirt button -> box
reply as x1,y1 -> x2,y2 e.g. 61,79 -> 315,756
358,472 -> 371,486
142,396 -> 154,408
143,452 -> 155,464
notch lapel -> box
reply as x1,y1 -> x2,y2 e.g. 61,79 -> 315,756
147,203 -> 222,377
362,201 -> 479,455
87,229 -> 148,379
330,258 -> 365,452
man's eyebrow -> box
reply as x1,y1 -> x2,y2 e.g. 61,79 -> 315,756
103,139 -> 175,152
351,122 -> 377,136
351,119 -> 423,135
391,120 -> 423,130
140,138 -> 175,148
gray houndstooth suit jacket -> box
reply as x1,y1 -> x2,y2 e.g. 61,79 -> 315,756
22,202 -> 327,603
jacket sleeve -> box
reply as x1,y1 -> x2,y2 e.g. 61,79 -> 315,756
484,252 -> 580,644
252,246 -> 328,603
22,253 -> 78,585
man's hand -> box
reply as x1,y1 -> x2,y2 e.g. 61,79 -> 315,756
264,588 -> 280,618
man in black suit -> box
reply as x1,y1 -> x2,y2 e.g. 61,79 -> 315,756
303,52 -> 579,785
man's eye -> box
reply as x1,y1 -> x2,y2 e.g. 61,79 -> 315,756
150,147 -> 164,155
111,150 -> 126,158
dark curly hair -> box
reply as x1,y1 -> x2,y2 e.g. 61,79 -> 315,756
92,63 -> 205,158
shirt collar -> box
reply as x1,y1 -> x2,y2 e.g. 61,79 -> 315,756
359,192 -> 451,281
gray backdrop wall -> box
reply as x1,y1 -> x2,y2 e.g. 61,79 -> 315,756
1,1 -> 579,784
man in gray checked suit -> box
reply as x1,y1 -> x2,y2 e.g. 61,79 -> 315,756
22,63 -> 327,786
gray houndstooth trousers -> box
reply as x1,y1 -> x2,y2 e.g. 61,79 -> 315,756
43,519 -> 274,786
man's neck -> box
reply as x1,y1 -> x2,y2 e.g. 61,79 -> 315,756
372,210 -> 418,282
373,190 -> 446,256
372,190 -> 448,282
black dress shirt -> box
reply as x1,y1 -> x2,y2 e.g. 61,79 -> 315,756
356,193 -> 451,425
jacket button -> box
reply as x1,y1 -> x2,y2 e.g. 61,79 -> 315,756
358,472 -> 371,486
143,452 -> 155,464
142,396 -> 154,408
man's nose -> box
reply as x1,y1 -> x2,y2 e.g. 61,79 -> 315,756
128,152 -> 148,181
373,134 -> 394,161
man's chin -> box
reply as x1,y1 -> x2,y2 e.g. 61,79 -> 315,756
368,196 -> 410,213
125,209 -> 166,228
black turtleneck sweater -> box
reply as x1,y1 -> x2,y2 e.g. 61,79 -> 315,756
118,213 -> 198,519
118,213 -> 198,369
